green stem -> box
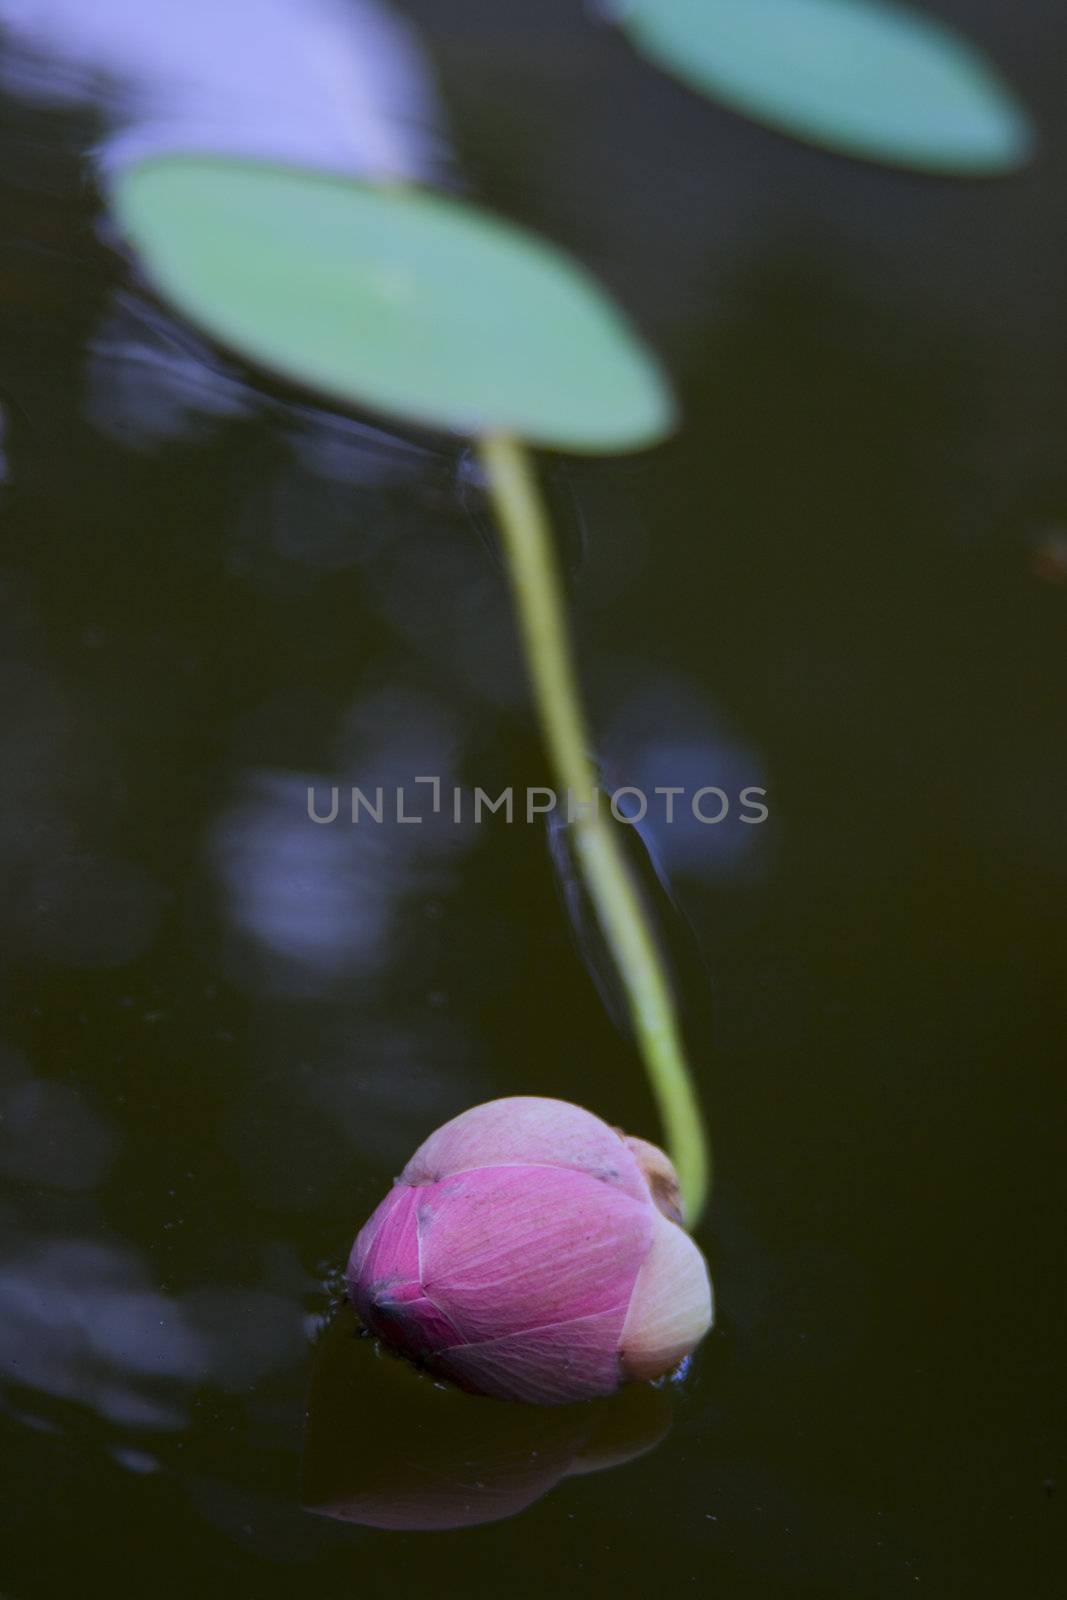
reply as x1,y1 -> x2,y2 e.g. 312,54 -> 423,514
479,432 -> 710,1224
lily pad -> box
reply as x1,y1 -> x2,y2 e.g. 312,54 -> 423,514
111,157 -> 674,452
616,0 -> 1034,174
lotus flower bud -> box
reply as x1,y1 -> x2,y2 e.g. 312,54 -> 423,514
346,1096 -> 713,1404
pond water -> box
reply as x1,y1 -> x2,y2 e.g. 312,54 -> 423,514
0,2 -> 1062,1596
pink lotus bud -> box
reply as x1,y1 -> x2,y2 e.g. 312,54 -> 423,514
346,1096 -> 713,1404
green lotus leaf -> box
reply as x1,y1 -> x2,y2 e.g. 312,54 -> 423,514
616,0 -> 1034,174
111,157 -> 674,452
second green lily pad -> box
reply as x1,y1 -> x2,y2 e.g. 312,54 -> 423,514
616,0 -> 1034,174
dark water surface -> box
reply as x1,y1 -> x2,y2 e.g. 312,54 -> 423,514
1,2 -> 1063,1595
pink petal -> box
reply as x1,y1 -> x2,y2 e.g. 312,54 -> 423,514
417,1164 -> 653,1344
348,1184 -> 421,1288
347,1185 -> 462,1357
438,1308 -> 628,1404
400,1096 -> 647,1202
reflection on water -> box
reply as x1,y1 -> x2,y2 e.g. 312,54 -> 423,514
0,1225 -> 207,1430
456,445 -> 590,587
210,685 -> 473,997
603,675 -> 772,884
303,1304 -> 672,1531
213,769 -> 403,994
0,0 -> 450,183
0,1042 -> 116,1191
85,293 -> 258,452
547,794 -> 714,1050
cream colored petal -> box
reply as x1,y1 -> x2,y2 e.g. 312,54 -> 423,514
617,1209 -> 713,1382
622,1134 -> 684,1224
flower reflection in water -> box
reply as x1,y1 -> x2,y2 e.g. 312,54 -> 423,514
302,1304 -> 673,1532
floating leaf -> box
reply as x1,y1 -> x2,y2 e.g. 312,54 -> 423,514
615,0 -> 1035,174
111,157 -> 674,452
